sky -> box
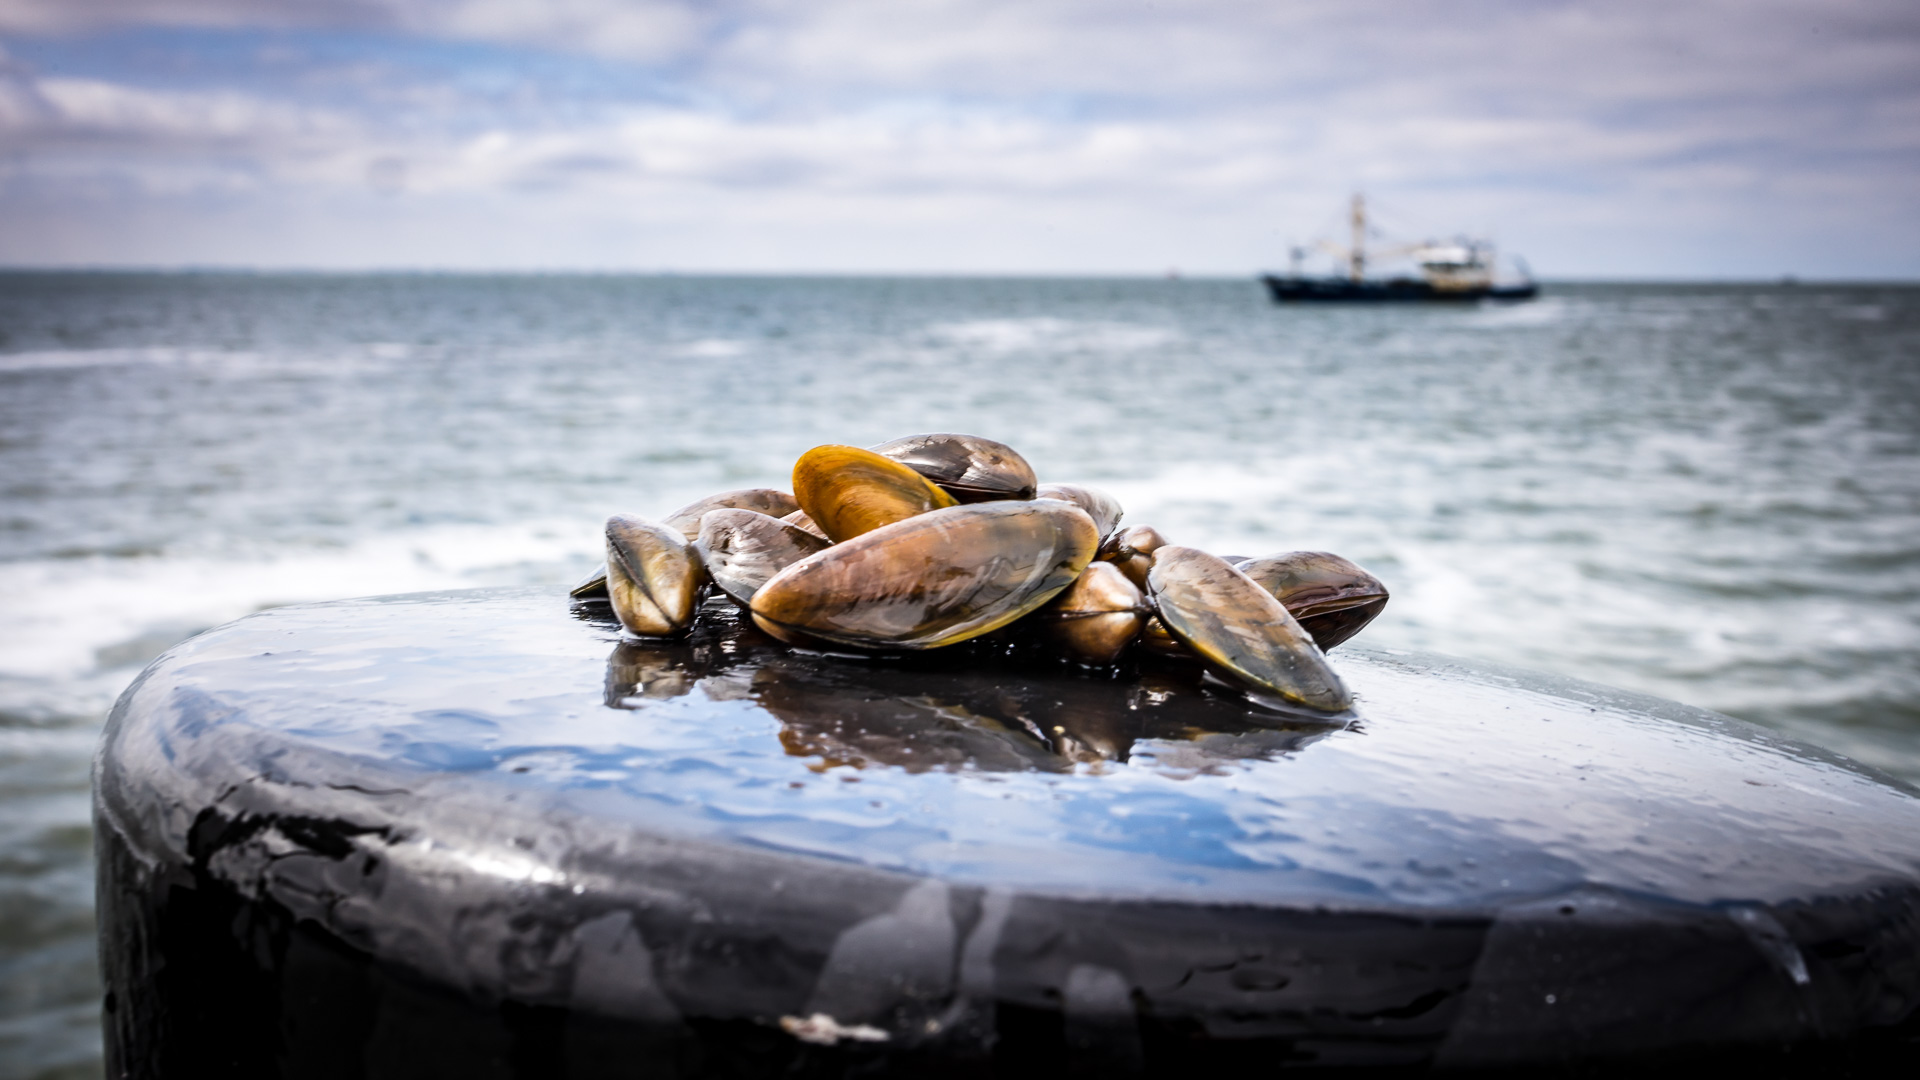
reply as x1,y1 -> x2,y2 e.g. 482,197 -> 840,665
0,0 -> 1916,277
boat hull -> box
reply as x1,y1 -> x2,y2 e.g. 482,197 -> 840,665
1262,275 -> 1537,303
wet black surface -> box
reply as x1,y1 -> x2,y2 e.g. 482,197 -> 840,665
95,587 -> 1920,1075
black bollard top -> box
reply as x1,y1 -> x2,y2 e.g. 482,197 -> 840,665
95,586 -> 1920,1075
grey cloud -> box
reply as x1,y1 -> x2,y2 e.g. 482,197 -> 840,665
0,0 -> 1915,273
0,0 -> 395,35
0,0 -> 709,59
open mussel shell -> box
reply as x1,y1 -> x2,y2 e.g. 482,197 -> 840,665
662,488 -> 800,541
1035,483 -> 1124,540
576,488 -> 798,596
568,566 -> 610,600
1236,551 -> 1390,651
1148,546 -> 1352,715
793,444 -> 959,543
1039,561 -> 1146,665
695,508 -> 832,607
1099,523 -> 1170,590
871,432 -> 1038,503
605,514 -> 706,637
751,500 -> 1099,650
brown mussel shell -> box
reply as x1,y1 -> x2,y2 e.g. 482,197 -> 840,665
1134,615 -> 1188,657
750,500 -> 1099,650
1098,524 -> 1170,590
1148,546 -> 1352,714
695,508 -> 832,607
568,565 -> 611,600
793,444 -> 959,543
662,488 -> 800,541
1039,561 -> 1146,665
605,514 -> 706,637
781,508 -> 830,541
578,488 -> 799,596
1236,551 -> 1390,651
871,432 -> 1038,503
1034,483 -> 1124,540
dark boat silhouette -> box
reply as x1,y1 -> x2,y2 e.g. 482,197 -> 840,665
1262,194 -> 1537,302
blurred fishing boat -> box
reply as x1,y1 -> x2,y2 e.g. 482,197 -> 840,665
1262,194 -> 1537,302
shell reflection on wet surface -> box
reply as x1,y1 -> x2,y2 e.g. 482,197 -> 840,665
750,500 -> 1099,650
661,487 -> 800,541
1237,550 -> 1391,652
594,599 -> 1330,771
1149,546 -> 1352,715
1034,482 -> 1124,540
604,640 -> 701,708
792,444 -> 959,542
1040,561 -> 1147,665
604,514 -> 705,637
694,508 -> 831,607
870,432 -> 1038,503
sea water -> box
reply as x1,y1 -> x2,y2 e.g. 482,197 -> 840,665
3,273 -> 1918,1077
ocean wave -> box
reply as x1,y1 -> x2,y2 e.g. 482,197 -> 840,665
676,338 -> 751,358
0,347 -> 201,372
0,345 -> 405,379
926,317 -> 1178,352
0,519 -> 603,685
1459,296 -> 1575,328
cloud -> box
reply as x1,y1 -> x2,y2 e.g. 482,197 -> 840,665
0,0 -> 1916,273
0,0 -> 709,59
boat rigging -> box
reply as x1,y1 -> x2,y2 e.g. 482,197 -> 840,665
1263,194 -> 1538,302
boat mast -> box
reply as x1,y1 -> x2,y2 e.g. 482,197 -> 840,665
1349,192 -> 1367,282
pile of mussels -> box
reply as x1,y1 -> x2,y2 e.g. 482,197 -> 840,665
571,433 -> 1388,718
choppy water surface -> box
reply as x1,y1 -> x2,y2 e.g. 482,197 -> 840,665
3,273 -> 1918,1076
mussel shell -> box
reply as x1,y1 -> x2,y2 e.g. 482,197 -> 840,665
695,508 -> 832,607
1134,615 -> 1188,657
1040,561 -> 1145,665
1235,551 -> 1390,651
662,488 -> 800,541
1047,560 -> 1145,618
793,444 -> 959,543
1148,546 -> 1352,714
568,565 -> 610,599
1098,524 -> 1170,590
1099,524 -> 1169,561
751,500 -> 1099,650
1034,483 -> 1124,540
871,432 -> 1038,503
605,514 -> 705,637
781,508 -> 830,541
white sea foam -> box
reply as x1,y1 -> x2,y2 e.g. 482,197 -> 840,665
927,317 -> 1177,352
1460,296 -> 1574,328
0,347 -> 202,372
0,345 -> 391,377
0,518 -> 604,686
677,338 -> 750,358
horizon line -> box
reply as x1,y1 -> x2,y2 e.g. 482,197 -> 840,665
1,266 -> 1914,286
